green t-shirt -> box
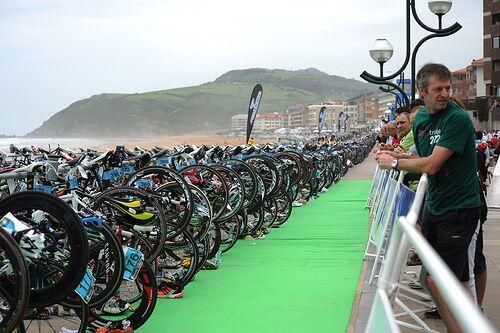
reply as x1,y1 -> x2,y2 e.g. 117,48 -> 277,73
413,101 -> 480,215
400,130 -> 414,151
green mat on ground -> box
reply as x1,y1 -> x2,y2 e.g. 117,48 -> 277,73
137,179 -> 371,333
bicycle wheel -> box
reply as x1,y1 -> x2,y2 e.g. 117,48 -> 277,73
244,156 -> 279,199
158,230 -> 199,288
19,294 -> 89,333
158,183 -> 212,242
206,222 -> 222,260
0,228 -> 30,333
262,196 -> 278,230
92,186 -> 167,261
219,215 -> 242,254
0,191 -> 89,308
87,261 -> 157,331
246,206 -> 265,236
180,164 -> 228,222
220,160 -> 257,210
60,222 -> 125,309
212,165 -> 245,222
126,166 -> 193,238
273,191 -> 293,227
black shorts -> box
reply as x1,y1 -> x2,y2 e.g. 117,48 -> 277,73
425,207 -> 480,282
474,223 -> 487,275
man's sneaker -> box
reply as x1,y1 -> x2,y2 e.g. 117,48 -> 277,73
253,231 -> 266,239
407,253 -> 422,266
96,328 -> 133,333
158,285 -> 184,299
102,298 -> 135,315
408,281 -> 423,290
424,307 -> 441,319
203,259 -> 221,270
59,307 -> 77,317
292,201 -> 303,207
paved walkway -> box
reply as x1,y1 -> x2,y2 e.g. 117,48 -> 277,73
348,155 -> 500,332
483,158 -> 500,327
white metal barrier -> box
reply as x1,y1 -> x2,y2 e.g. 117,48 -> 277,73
365,173 -> 497,333
364,167 -> 405,285
365,289 -> 400,333
365,164 -> 380,208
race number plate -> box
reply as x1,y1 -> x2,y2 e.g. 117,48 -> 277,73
123,247 -> 144,281
75,266 -> 96,304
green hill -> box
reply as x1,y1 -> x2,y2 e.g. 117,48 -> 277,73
29,68 -> 377,137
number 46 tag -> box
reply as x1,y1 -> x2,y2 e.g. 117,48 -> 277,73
123,247 -> 144,281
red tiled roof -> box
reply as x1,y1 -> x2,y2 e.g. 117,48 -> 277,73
472,58 -> 484,66
257,113 -> 282,119
452,68 -> 467,75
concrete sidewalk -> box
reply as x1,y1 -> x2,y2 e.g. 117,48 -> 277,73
347,155 -> 500,332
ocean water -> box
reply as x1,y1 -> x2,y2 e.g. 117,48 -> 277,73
0,137 -> 105,151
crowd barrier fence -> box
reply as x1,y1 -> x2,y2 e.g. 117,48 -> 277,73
364,170 -> 496,333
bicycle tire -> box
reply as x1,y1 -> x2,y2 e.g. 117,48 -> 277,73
0,228 -> 30,333
0,191 -> 89,308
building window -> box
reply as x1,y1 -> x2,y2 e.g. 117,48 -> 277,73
494,60 -> 500,71
493,36 -> 500,49
493,13 -> 500,25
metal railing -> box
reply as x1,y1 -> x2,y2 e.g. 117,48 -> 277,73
365,173 -> 497,333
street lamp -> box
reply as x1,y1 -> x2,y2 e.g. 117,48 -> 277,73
369,39 -> 394,77
360,0 -> 461,104
428,0 -> 453,29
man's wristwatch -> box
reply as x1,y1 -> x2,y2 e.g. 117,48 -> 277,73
391,159 -> 399,170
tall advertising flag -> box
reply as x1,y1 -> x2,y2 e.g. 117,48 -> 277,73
344,115 -> 350,131
337,111 -> 344,132
318,106 -> 327,136
246,84 -> 263,144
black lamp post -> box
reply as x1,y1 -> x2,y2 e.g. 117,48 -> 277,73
360,0 -> 460,105
380,86 -> 403,107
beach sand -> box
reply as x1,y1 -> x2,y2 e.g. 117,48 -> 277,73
0,134 -> 278,152
95,134 -> 274,151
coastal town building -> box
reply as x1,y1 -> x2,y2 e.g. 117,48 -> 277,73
468,58 -> 486,99
484,0 -> 500,96
254,113 -> 284,131
356,93 -> 380,122
231,114 -> 247,130
343,99 -> 358,125
451,67 -> 468,100
451,59 -> 485,102
286,104 -> 308,129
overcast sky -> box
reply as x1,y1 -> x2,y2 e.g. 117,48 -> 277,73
0,0 -> 482,135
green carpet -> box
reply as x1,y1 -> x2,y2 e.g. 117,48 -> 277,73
138,179 -> 371,333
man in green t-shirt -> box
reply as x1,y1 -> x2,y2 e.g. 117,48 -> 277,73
375,63 -> 480,332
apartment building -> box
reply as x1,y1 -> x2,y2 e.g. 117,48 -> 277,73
451,68 -> 468,100
231,114 -> 247,130
254,113 -> 284,131
484,0 -> 500,96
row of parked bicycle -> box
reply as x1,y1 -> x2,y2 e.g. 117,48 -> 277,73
0,133 -> 376,332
